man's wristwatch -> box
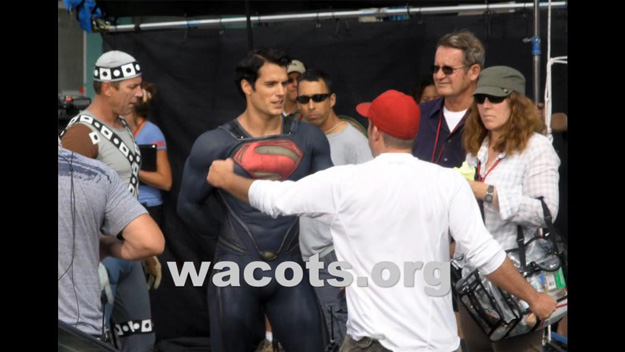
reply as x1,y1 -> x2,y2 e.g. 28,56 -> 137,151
485,185 -> 495,203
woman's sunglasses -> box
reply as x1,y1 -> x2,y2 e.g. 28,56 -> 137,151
474,94 -> 507,104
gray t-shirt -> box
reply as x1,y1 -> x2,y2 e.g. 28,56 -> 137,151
58,147 -> 147,336
299,123 -> 373,260
326,123 -> 373,166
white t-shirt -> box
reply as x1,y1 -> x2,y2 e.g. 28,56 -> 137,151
443,106 -> 467,132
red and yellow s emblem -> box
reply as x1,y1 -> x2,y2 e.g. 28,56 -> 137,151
233,140 -> 304,180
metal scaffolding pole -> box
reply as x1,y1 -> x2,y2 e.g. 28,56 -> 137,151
533,0 -> 541,104
244,0 -> 253,50
100,2 -> 566,33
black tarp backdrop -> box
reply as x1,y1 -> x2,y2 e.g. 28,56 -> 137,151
101,9 -> 567,350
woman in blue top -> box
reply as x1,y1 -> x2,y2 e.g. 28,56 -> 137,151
125,81 -> 172,227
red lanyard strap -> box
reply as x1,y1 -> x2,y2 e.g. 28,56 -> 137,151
431,108 -> 453,164
431,113 -> 444,163
477,158 -> 502,182
431,108 -> 469,164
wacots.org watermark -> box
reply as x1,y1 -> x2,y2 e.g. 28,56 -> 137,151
167,254 -> 451,296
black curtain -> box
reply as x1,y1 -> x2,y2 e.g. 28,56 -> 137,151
102,10 -> 567,350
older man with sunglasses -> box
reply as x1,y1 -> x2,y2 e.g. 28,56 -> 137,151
411,31 -> 485,351
412,30 -> 484,168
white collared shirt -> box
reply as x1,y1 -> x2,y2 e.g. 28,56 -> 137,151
465,133 -> 560,251
249,153 -> 506,352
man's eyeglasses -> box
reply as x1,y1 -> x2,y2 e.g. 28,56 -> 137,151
431,65 -> 467,75
296,94 -> 330,104
474,94 -> 507,104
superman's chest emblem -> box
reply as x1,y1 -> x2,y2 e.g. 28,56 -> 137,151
233,140 -> 304,180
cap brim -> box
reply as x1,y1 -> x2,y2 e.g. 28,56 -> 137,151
474,86 -> 511,97
356,102 -> 372,118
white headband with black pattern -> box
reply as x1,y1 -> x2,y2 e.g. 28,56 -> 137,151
93,61 -> 142,82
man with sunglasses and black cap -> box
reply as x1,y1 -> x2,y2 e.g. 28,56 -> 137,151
205,89 -> 557,352
296,68 -> 373,348
412,30 -> 484,168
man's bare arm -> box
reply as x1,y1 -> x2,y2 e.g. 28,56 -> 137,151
100,214 -> 165,261
486,257 -> 556,320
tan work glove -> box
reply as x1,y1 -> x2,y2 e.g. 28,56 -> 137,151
143,255 -> 162,290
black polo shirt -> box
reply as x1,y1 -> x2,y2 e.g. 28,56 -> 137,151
412,97 -> 470,168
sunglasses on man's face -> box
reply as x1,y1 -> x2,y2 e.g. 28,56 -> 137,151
296,94 -> 330,104
474,94 -> 507,104
431,65 -> 467,75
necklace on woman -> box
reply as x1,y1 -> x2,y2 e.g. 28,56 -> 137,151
323,120 -> 345,134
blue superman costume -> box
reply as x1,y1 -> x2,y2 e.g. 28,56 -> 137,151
178,116 -> 332,351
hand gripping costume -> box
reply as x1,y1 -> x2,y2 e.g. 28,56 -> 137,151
178,116 -> 333,352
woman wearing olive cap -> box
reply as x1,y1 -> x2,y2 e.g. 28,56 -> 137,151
459,66 -> 561,352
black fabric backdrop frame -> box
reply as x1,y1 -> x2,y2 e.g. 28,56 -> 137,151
101,10 -> 567,349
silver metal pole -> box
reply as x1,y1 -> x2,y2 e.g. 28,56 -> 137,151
245,0 -> 253,50
533,0 -> 541,104
102,2 -> 566,33
83,31 -> 87,96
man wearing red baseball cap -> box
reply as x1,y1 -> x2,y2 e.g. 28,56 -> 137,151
206,90 -> 557,352
355,89 -> 421,146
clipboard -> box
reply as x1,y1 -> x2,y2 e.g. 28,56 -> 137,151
139,144 -> 157,171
